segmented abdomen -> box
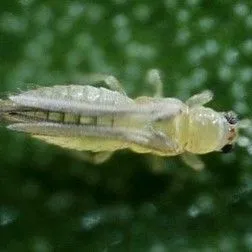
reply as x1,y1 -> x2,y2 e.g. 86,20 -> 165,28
4,85 -> 133,127
11,110 -> 116,127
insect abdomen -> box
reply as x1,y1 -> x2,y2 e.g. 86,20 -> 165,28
6,110 -> 117,128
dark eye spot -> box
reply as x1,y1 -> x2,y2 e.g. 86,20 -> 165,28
224,112 -> 238,125
221,144 -> 234,153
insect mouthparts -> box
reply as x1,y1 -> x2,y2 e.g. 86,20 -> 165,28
221,144 -> 234,153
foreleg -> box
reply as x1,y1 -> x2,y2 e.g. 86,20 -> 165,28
186,90 -> 213,107
180,152 -> 205,171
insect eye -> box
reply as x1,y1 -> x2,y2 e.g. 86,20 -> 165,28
221,144 -> 234,153
224,111 -> 238,125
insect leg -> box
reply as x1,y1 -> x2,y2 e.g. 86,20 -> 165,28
185,90 -> 213,107
72,151 -> 113,164
77,73 -> 126,95
180,152 -> 205,171
146,155 -> 167,173
146,69 -> 164,97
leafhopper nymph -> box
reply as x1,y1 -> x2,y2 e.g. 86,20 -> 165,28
0,70 -> 238,170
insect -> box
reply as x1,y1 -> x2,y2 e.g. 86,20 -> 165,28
0,70 -> 238,171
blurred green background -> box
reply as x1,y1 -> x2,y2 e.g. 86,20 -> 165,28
1,0 -> 252,251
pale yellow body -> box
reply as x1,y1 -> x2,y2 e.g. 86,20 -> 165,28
0,79 -> 238,170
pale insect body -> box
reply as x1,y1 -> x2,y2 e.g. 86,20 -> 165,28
0,72 -> 238,170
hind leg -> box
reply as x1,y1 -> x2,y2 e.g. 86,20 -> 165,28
78,73 -> 126,95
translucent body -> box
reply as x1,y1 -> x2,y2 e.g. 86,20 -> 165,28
0,85 -> 237,160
